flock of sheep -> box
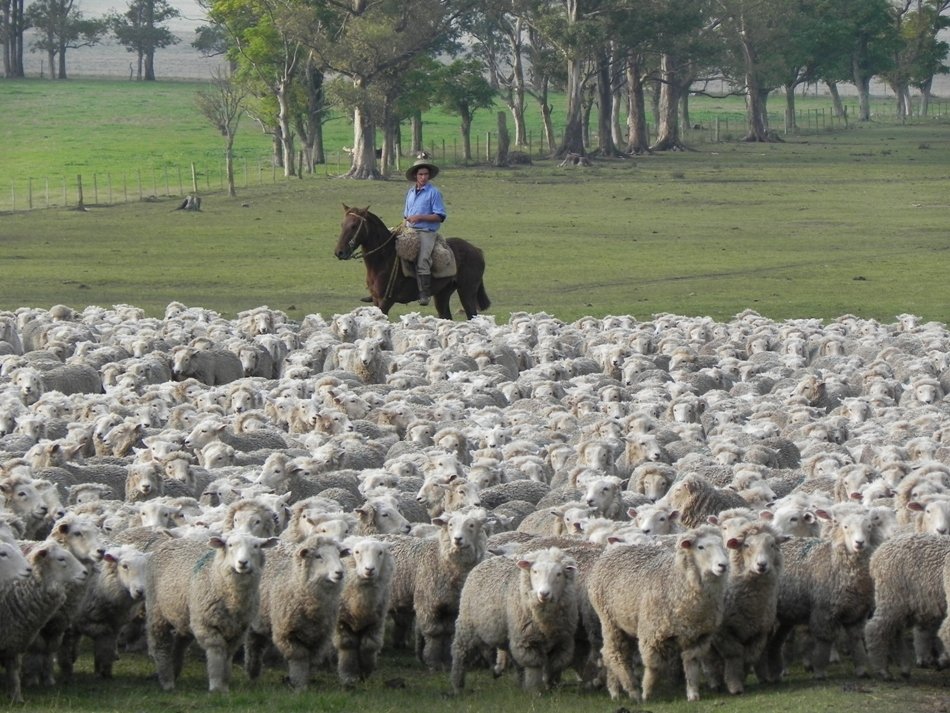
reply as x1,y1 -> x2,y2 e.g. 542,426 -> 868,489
1,302 -> 949,703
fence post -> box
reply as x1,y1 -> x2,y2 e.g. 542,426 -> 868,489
76,174 -> 85,210
486,132 -> 491,162
107,174 -> 112,204
178,166 -> 183,195
93,174 -> 99,205
191,163 -> 198,194
62,176 -> 67,206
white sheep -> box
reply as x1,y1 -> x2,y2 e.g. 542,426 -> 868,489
145,532 -> 278,692
245,535 -> 347,691
451,547 -> 579,693
588,524 -> 730,702
170,345 -> 243,386
386,508 -> 489,670
334,537 -> 395,686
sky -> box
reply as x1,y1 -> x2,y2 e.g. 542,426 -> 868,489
79,0 -> 208,33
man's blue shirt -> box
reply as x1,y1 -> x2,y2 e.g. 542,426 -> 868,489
404,182 -> 446,232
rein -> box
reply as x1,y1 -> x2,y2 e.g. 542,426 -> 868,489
345,211 -> 398,260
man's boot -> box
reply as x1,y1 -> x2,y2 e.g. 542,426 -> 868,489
359,295 -> 374,303
417,273 -> 431,306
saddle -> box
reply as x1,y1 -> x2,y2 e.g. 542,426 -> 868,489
393,227 -> 457,278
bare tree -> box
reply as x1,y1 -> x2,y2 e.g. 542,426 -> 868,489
195,68 -> 248,197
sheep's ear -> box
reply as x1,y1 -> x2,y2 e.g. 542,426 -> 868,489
679,537 -> 695,549
57,522 -> 71,535
338,546 -> 351,558
627,507 -> 638,519
669,510 -> 680,522
103,552 -> 119,564
815,509 -> 832,522
297,547 -> 311,559
707,515 -> 720,526
802,511 -> 816,524
34,546 -> 50,559
907,501 -> 925,512
849,492 -> 864,501
758,510 -> 773,521
431,516 -> 448,527
606,536 -> 623,545
726,537 -> 742,550
261,537 -> 279,549
209,536 -> 226,549
516,559 -> 532,570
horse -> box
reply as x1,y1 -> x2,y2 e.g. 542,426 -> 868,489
334,204 -> 491,320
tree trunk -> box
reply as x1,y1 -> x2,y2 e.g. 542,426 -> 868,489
826,81 -> 845,118
919,76 -> 932,117
410,111 -> 423,155
225,135 -> 236,197
494,111 -> 510,167
380,97 -> 397,177
57,40 -> 67,79
144,50 -> 155,81
506,18 -> 527,146
460,109 -> 472,161
595,49 -> 618,157
853,51 -> 872,122
680,92 -> 690,133
534,78 -> 556,154
652,54 -> 685,151
276,79 -> 296,177
784,83 -> 797,132
624,52 -> 650,155
4,0 -> 26,77
345,103 -> 382,179
555,54 -> 586,158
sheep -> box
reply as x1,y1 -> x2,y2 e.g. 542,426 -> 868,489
864,533 -> 950,680
762,505 -> 877,681
354,494 -> 412,535
0,541 -> 87,703
145,532 -> 278,692
583,475 -> 628,520
703,521 -> 784,694
628,462 -> 677,502
169,345 -> 243,386
245,535 -> 348,691
660,472 -> 750,528
451,547 -> 579,694
588,525 -> 730,702
1,474 -> 50,539
69,544 -> 151,679
385,508 -> 489,670
334,537 -> 395,687
10,364 -> 103,404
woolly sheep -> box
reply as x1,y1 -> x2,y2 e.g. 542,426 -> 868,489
385,508 -> 489,669
588,525 -> 730,701
354,495 -> 412,535
661,472 -> 750,528
0,541 -> 87,703
762,505 -> 878,681
334,537 -> 395,687
145,532 -> 278,692
703,521 -> 784,694
865,533 -> 950,680
70,544 -> 151,678
170,346 -> 243,386
245,535 -> 347,691
451,547 -> 579,694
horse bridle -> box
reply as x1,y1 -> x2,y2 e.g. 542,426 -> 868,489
343,210 -> 397,260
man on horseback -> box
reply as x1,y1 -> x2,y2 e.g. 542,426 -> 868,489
402,157 -> 446,306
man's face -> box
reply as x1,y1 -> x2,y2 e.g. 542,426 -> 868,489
415,169 -> 430,188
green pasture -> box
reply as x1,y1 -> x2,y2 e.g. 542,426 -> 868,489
2,112 -> 949,324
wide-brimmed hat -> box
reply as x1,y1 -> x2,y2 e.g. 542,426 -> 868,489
405,158 -> 439,181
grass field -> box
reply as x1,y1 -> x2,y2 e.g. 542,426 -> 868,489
1,109 -> 949,324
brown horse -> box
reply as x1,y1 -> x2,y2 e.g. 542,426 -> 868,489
334,205 -> 491,320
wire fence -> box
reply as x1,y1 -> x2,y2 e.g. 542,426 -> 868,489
3,101 -> 947,214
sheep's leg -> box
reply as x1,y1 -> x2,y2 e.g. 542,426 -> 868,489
844,623 -> 869,677
599,623 -> 640,701
3,653 -> 23,704
204,643 -> 231,693
722,654 -> 746,695
244,630 -> 267,680
521,665 -> 545,693
92,633 -> 119,678
171,636 -> 189,680
808,634 -> 833,679
336,628 -> 361,687
286,657 -> 310,692
358,634 -> 381,678
681,646 -> 705,702
449,628 -> 474,694
148,620 -> 177,691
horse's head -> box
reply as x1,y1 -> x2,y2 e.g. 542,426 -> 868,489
335,204 -> 370,260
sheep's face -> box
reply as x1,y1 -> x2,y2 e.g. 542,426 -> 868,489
1,476 -> 47,522
438,511 -> 486,553
634,505 -> 679,536
731,528 -> 783,575
0,541 -> 31,581
361,498 -> 411,535
106,547 -> 151,600
517,549 -> 576,605
298,538 -> 346,586
230,504 -> 276,538
53,516 -> 103,563
184,418 -> 226,451
584,478 -> 621,515
680,529 -> 729,578
638,469 -> 672,502
210,533 -> 277,575
831,511 -> 872,553
351,538 -> 393,580
31,541 -> 87,586
910,498 -> 950,536
138,502 -> 178,529
914,381 -> 941,405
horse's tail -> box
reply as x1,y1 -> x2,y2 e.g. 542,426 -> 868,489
476,282 -> 491,311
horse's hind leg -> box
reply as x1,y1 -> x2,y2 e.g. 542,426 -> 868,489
457,288 -> 479,320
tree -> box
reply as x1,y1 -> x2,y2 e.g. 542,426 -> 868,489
305,0 -> 463,179
432,57 -> 496,161
26,0 -> 107,79
195,68 -> 248,197
2,0 -> 27,77
109,0 -> 180,81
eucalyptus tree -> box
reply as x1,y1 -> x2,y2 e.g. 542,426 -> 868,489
2,0 -> 27,76
304,0 -> 464,180
25,0 -> 107,79
883,0 -> 950,117
431,57 -> 497,161
108,0 -> 180,80
200,0 -> 309,176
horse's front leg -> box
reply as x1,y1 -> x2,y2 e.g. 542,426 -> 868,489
433,290 -> 453,320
